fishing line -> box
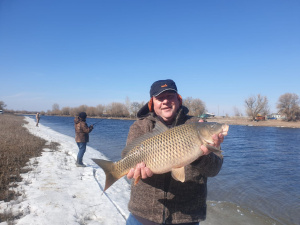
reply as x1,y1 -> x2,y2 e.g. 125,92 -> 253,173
92,168 -> 127,221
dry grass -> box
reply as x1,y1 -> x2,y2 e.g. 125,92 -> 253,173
0,114 -> 60,223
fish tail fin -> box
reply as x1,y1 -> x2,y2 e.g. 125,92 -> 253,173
92,158 -> 120,191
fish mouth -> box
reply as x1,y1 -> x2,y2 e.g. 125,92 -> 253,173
221,124 -> 229,136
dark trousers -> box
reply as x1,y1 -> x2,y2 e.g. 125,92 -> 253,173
76,142 -> 87,164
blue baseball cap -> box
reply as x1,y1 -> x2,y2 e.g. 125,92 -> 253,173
150,79 -> 178,97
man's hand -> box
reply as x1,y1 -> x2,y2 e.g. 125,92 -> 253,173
127,162 -> 153,180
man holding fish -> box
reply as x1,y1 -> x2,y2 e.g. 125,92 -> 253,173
93,79 -> 227,224
125,79 -> 225,225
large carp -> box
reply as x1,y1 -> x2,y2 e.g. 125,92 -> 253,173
92,121 -> 229,191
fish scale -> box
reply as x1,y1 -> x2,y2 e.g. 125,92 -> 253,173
120,123 -> 209,174
92,122 -> 228,191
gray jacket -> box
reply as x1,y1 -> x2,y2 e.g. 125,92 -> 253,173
123,105 -> 223,224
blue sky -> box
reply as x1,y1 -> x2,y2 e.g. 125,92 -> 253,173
1,0 -> 299,116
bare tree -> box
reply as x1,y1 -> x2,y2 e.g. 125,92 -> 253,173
96,104 -> 105,117
69,105 -> 88,117
61,107 -> 71,116
86,106 -> 97,117
51,103 -> 60,115
183,97 -> 206,117
125,96 -> 131,115
77,105 -> 88,113
0,101 -> 6,110
69,107 -> 78,116
107,102 -> 129,117
183,97 -> 193,110
233,106 -> 242,117
52,103 -> 59,111
131,102 -> 141,117
190,99 -> 206,117
277,93 -> 300,121
244,94 -> 269,120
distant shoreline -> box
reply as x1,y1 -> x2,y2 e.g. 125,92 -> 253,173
19,113 -> 300,128
208,117 -> 300,129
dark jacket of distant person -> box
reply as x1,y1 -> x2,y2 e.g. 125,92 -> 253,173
74,116 -> 93,142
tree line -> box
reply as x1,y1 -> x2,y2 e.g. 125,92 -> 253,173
1,92 -> 299,121
43,97 -> 207,118
0,97 -> 207,118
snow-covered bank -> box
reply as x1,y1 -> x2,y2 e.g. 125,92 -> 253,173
0,117 -> 280,225
0,117 -> 130,225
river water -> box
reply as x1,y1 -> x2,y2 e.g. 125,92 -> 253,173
29,115 -> 300,225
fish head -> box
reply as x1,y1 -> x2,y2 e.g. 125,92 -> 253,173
195,122 -> 229,145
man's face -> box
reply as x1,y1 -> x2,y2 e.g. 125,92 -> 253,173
153,91 -> 180,123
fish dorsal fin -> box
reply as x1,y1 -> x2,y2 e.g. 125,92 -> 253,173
171,167 -> 185,182
153,120 -> 169,133
122,121 -> 169,156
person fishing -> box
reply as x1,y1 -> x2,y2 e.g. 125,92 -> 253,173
36,112 -> 40,127
123,79 -> 224,225
74,112 -> 93,167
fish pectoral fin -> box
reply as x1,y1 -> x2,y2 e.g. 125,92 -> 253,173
205,144 -> 222,153
134,176 -> 141,185
171,167 -> 185,182
204,144 -> 223,158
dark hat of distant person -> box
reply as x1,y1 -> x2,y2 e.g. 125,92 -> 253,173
78,112 -> 87,120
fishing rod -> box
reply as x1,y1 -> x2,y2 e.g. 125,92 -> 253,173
71,117 -> 103,127
91,120 -> 103,127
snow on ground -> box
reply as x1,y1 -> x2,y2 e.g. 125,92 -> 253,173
0,117 -> 130,225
